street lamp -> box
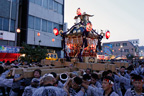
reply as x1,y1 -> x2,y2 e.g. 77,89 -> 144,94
141,50 -> 143,56
16,28 -> 21,46
120,45 -> 123,59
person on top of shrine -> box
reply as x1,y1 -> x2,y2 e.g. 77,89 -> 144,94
124,75 -> 144,96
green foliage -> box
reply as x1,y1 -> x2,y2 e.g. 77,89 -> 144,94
126,53 -> 134,60
20,43 -> 47,63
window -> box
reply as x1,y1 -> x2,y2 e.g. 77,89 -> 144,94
59,25 -> 63,30
54,1 -> 58,12
49,0 -> 53,10
123,43 -> 127,46
53,23 -> 59,30
29,0 -> 34,3
47,21 -> 52,33
12,0 -> 16,2
42,19 -> 47,32
43,0 -> 48,8
9,41 -> 15,46
35,0 -> 42,6
28,15 -> 34,29
58,3 -> 62,14
3,18 -> 9,31
0,40 -> 8,46
10,20 -> 15,32
124,49 -> 129,52
34,17 -> 41,30
131,48 -> 133,52
116,43 -> 120,47
112,43 -> 115,47
0,17 -> 2,30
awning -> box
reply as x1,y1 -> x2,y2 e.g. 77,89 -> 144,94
0,53 -> 21,62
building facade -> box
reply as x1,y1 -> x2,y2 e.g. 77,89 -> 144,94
100,40 -> 139,59
17,0 -> 64,58
0,0 -> 65,59
0,0 -> 18,46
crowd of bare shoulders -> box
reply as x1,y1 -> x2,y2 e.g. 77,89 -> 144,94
0,60 -> 144,96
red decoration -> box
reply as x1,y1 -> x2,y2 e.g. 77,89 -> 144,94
105,31 -> 110,39
77,8 -> 81,16
52,38 -> 55,42
90,44 -> 95,48
67,44 -> 73,50
86,23 -> 92,32
53,28 -> 59,36
37,32 -> 40,36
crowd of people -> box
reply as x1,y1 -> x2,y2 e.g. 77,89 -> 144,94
0,60 -> 144,96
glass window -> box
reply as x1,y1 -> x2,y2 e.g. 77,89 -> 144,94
49,0 -> 53,10
0,17 -> 2,30
59,25 -> 63,30
54,1 -> 58,12
124,49 -> 129,52
116,43 -> 120,47
123,43 -> 127,46
29,0 -> 34,3
42,19 -> 47,32
47,21 -> 52,33
35,17 -> 41,30
58,3 -> 62,14
9,41 -> 15,46
28,15 -> 34,29
12,0 -> 16,2
43,0 -> 48,8
3,18 -> 9,31
35,0 -> 42,6
53,23 -> 59,30
10,20 -> 15,32
0,40 -> 8,46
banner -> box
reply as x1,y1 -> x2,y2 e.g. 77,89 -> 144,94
0,45 -> 20,53
104,44 -> 113,56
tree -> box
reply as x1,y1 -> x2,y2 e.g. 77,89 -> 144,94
20,43 -> 47,63
126,53 -> 134,60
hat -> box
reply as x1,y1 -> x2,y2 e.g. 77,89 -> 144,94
60,73 -> 68,81
40,73 -> 54,81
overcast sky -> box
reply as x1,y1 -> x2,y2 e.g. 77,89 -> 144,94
64,0 -> 144,46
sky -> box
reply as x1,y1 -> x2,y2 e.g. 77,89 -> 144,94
64,0 -> 144,46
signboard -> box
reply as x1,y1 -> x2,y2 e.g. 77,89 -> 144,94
0,45 -> 20,53
84,57 -> 97,63
104,44 -> 113,56
97,55 -> 105,60
0,32 -> 3,39
0,31 -> 15,41
46,53 -> 58,61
